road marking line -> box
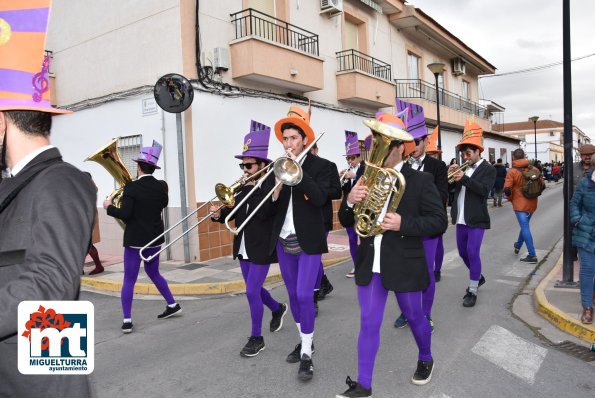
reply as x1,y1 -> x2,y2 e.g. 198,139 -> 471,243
472,325 -> 547,385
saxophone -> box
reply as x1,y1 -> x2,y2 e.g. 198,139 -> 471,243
353,119 -> 411,238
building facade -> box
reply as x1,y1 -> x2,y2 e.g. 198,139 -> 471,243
46,0 -> 519,262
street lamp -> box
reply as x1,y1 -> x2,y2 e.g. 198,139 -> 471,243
529,116 -> 539,161
427,62 -> 445,160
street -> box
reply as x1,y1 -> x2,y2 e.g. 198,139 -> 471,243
84,182 -> 595,398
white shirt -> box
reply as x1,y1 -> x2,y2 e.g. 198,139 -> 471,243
279,190 -> 295,239
238,203 -> 249,258
456,158 -> 484,225
372,161 -> 404,274
9,145 -> 54,176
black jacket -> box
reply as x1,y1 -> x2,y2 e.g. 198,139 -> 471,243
107,175 -> 168,247
493,163 -> 507,189
339,167 -> 447,292
214,174 -> 277,264
269,152 -> 332,255
404,155 -> 448,206
449,160 -> 496,229
341,160 -> 365,197
320,158 -> 342,231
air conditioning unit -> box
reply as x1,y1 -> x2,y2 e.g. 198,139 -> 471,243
452,57 -> 466,76
320,0 -> 343,16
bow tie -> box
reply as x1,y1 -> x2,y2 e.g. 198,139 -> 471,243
409,158 -> 421,166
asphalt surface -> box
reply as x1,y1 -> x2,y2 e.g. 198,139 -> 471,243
83,183 -> 595,398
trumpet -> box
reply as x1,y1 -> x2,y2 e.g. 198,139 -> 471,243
447,161 -> 470,184
225,132 -> 326,235
139,169 -> 269,262
339,168 -> 351,186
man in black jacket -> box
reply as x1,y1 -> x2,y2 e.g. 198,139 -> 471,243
210,121 -> 287,357
104,141 -> 181,333
394,125 -> 448,331
448,122 -> 496,308
336,118 -> 447,398
270,105 -> 332,381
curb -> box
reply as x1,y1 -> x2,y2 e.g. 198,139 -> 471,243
81,255 -> 351,296
534,254 -> 595,343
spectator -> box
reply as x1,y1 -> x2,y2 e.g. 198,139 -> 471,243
493,158 -> 507,207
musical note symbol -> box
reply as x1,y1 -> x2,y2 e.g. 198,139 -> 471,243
31,55 -> 50,102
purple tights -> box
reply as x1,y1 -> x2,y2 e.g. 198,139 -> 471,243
359,274 -> 432,390
276,242 -> 321,334
239,260 -> 280,337
346,226 -> 359,264
456,224 -> 485,281
421,236 -> 439,317
122,246 -> 175,319
435,235 -> 444,272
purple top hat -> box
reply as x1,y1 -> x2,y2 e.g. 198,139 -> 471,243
364,134 -> 372,151
344,131 -> 360,156
133,140 -> 162,169
234,120 -> 272,163
396,99 -> 427,139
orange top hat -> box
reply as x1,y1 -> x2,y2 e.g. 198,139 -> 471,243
274,102 -> 315,144
0,0 -> 70,114
374,112 -> 415,158
456,117 -> 483,152
426,125 -> 442,154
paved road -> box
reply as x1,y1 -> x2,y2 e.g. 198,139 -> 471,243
84,183 -> 595,397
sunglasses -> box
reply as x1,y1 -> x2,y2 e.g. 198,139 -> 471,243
346,156 -> 358,161
414,138 -> 424,145
239,162 -> 257,170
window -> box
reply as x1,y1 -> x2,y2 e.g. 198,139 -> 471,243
407,53 -> 420,80
249,0 -> 275,15
344,19 -> 359,51
550,131 -> 555,137
117,135 -> 143,179
462,80 -> 470,100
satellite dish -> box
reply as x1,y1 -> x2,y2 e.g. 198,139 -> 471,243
153,73 -> 194,113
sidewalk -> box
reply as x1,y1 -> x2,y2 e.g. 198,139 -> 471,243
535,254 -> 595,344
81,229 -> 352,296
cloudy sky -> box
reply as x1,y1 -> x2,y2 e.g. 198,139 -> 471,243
407,0 -> 595,139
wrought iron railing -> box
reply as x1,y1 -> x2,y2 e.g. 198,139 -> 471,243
336,49 -> 392,81
230,8 -> 319,56
395,79 -> 488,119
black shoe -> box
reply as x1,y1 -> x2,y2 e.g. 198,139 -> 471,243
157,303 -> 182,319
520,255 -> 538,264
336,376 -> 372,398
121,321 -> 133,334
394,313 -> 408,328
411,360 -> 434,385
286,343 -> 315,363
315,300 -> 319,318
514,243 -> 520,254
298,354 -> 314,381
434,271 -> 441,282
463,289 -> 477,307
321,276 -> 334,298
478,274 -> 486,288
270,303 -> 288,333
240,336 -> 265,357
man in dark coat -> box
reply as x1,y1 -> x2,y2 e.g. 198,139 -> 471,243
493,158 -> 507,207
336,118 -> 447,398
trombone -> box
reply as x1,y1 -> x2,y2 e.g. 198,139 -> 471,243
447,161 -> 470,184
139,166 -> 272,262
225,132 -> 326,236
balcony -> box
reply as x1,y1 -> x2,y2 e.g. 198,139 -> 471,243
335,50 -> 394,108
229,9 -> 323,92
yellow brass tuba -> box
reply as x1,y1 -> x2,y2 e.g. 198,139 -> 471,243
353,120 -> 412,238
85,138 -> 134,229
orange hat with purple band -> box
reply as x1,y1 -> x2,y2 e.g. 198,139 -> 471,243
374,112 -> 415,158
0,0 -> 70,114
426,125 -> 442,154
274,102 -> 315,144
457,117 -> 483,152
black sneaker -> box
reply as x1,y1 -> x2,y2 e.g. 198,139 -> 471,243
298,354 -> 314,381
434,271 -> 441,282
463,289 -> 477,307
270,303 -> 288,333
320,276 -> 333,299
286,343 -> 315,363
478,274 -> 486,288
315,301 -> 319,317
514,243 -> 520,254
520,255 -> 538,264
426,315 -> 434,334
157,303 -> 182,319
394,313 -> 408,328
336,376 -> 371,398
121,321 -> 133,334
411,360 -> 434,385
240,336 -> 265,357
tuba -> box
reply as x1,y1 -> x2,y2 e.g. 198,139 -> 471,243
85,138 -> 134,229
353,120 -> 411,238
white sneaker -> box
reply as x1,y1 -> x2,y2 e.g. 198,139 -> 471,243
346,268 -> 355,278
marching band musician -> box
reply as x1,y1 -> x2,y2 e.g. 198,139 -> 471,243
339,131 -> 365,278
104,141 -> 182,333
393,124 -> 448,332
270,104 -> 332,381
336,114 -> 447,398
448,119 -> 496,308
210,121 -> 287,358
